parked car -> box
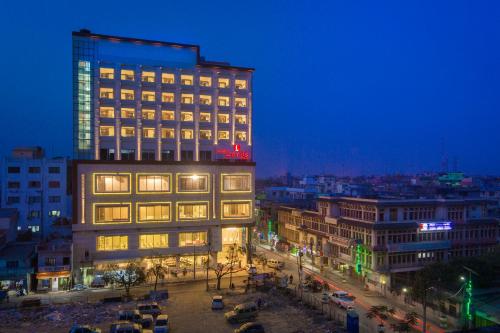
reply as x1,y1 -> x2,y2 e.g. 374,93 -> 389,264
266,259 -> 284,270
211,295 -> 224,310
91,278 -> 105,288
153,314 -> 170,333
330,290 -> 355,309
140,314 -> 154,329
137,303 -> 161,317
118,310 -> 141,323
68,324 -> 101,333
109,322 -> 142,333
234,322 -> 265,333
225,302 -> 258,324
70,284 -> 88,292
246,264 -> 257,275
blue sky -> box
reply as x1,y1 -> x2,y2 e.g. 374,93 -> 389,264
1,0 -> 499,177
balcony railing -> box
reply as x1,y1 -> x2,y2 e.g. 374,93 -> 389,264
38,265 -> 70,273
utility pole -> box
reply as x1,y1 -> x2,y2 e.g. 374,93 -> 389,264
205,242 -> 211,291
229,243 -> 236,289
193,243 -> 196,280
422,286 -> 435,333
297,251 -> 303,300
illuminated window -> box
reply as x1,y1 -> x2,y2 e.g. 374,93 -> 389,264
222,174 -> 251,192
235,97 -> 247,107
200,130 -> 212,140
142,71 -> 155,83
162,110 -> 175,121
181,74 -> 193,85
100,107 -> 115,118
161,128 -> 175,139
142,91 -> 155,102
178,203 -> 208,220
121,89 -> 134,100
218,114 -> 229,123
218,96 -> 230,106
143,128 -> 155,139
181,94 -> 194,104
162,92 -> 175,103
121,108 -> 135,119
138,174 -> 170,192
236,131 -> 247,141
138,204 -> 170,223
181,129 -> 194,140
200,95 -> 212,105
100,88 -> 114,99
218,78 -> 230,88
218,131 -> 230,140
181,112 -> 193,122
121,127 -> 135,137
235,79 -> 247,89
222,201 -> 251,218
139,234 -> 168,249
235,114 -> 247,125
179,232 -> 207,246
200,76 -> 212,87
99,126 -> 115,136
162,73 -> 175,84
97,235 -> 128,251
200,113 -> 211,122
178,174 -> 209,192
95,205 -> 130,224
100,68 -> 114,79
95,174 -> 130,193
121,69 -> 134,81
142,109 -> 155,120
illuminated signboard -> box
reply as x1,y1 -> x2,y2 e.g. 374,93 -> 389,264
216,144 -> 250,160
419,222 -> 452,231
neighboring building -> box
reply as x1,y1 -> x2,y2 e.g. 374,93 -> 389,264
265,186 -> 318,208
0,147 -> 70,236
72,160 -> 255,285
0,208 -> 18,246
36,239 -> 72,291
0,242 -> 37,291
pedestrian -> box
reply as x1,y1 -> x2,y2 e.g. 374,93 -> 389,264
289,274 -> 294,284
182,267 -> 187,276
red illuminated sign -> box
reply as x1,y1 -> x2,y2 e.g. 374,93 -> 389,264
216,144 -> 250,160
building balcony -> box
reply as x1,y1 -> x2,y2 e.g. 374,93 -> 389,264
38,265 -> 70,273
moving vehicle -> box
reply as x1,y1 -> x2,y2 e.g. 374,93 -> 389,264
211,295 -> 224,310
266,259 -> 284,270
330,290 -> 355,309
118,310 -> 141,323
225,302 -> 258,323
68,324 -> 101,333
153,314 -> 169,333
137,303 -> 161,317
70,284 -> 88,292
234,322 -> 265,333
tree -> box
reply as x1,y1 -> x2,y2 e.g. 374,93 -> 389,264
146,253 -> 170,292
212,246 -> 242,290
104,260 -> 146,297
365,305 -> 395,326
390,311 -> 419,333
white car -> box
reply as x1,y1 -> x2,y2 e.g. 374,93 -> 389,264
154,314 -> 170,333
70,284 -> 88,292
330,290 -> 355,309
211,295 -> 224,310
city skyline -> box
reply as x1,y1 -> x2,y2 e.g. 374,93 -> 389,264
2,1 -> 500,177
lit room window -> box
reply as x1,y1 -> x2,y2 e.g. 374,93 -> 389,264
181,93 -> 194,104
121,69 -> 134,81
222,174 -> 251,192
235,97 -> 247,107
218,131 -> 230,140
222,201 -> 251,218
97,235 -> 128,251
180,112 -> 193,122
138,204 -> 170,223
200,76 -> 212,87
235,114 -> 247,125
121,108 -> 135,119
121,127 -> 135,137
142,91 -> 155,102
181,129 -> 194,140
162,110 -> 175,120
200,95 -> 212,105
162,92 -> 175,103
142,71 -> 155,83
178,174 -> 209,192
161,128 -> 175,139
200,113 -> 211,122
99,126 -> 115,137
199,130 -> 212,140
218,78 -> 230,88
179,232 -> 207,246
95,174 -> 130,193
139,234 -> 168,249
178,203 -> 208,220
143,128 -> 155,139
100,107 -> 115,118
121,89 -> 134,100
100,68 -> 114,79
181,74 -> 193,85
142,109 -> 155,120
162,73 -> 175,84
218,96 -> 230,106
235,131 -> 247,142
138,174 -> 170,192
100,88 -> 114,99
235,79 -> 247,89
218,114 -> 229,123
95,205 -> 130,224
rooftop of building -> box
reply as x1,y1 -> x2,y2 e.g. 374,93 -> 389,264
318,195 -> 495,206
73,159 -> 256,167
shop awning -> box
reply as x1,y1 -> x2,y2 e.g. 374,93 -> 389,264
36,271 -> 71,279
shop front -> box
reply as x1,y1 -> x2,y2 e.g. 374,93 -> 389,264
36,270 -> 71,291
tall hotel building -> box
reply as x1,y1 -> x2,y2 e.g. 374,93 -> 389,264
72,29 -> 254,284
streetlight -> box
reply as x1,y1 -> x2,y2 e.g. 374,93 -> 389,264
402,287 -> 408,293
460,276 -> 466,282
